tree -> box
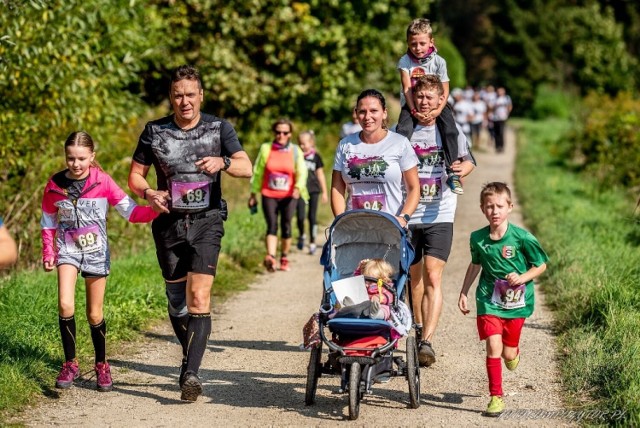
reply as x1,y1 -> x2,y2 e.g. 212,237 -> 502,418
141,0 -> 435,128
0,0 -> 161,264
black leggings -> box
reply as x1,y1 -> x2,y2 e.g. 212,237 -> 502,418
296,192 -> 320,243
493,120 -> 507,152
262,195 -> 297,238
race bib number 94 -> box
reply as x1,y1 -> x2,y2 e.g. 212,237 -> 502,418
351,193 -> 386,211
491,279 -> 526,309
419,177 -> 441,202
171,181 -> 210,210
64,225 -> 102,254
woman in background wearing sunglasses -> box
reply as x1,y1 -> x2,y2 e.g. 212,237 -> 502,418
249,118 -> 308,272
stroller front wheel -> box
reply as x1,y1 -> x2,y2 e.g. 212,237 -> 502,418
305,344 -> 323,405
348,362 -> 362,420
406,335 -> 421,408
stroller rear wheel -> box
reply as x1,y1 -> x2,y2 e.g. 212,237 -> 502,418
305,343 -> 323,405
348,362 -> 362,420
406,336 -> 421,408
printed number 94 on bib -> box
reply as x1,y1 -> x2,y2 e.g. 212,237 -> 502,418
491,279 -> 526,309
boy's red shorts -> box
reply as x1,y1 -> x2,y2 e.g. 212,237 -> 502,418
477,314 -> 525,347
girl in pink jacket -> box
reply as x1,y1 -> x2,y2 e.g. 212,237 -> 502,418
40,131 -> 158,392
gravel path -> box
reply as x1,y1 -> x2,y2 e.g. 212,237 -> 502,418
14,128 -> 573,427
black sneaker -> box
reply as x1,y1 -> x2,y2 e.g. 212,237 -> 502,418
180,371 -> 203,402
418,340 -> 436,367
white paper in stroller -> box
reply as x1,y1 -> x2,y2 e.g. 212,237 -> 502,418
331,275 -> 369,305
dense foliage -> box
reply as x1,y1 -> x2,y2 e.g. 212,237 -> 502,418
568,91 -> 640,190
140,0 -> 436,121
0,0 -> 162,265
439,0 -> 638,114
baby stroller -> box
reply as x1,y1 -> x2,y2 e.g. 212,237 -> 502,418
304,210 -> 420,420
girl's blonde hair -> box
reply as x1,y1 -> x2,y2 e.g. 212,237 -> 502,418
358,258 -> 395,283
298,130 -> 316,146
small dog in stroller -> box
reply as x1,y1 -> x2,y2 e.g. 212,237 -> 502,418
302,210 -> 420,420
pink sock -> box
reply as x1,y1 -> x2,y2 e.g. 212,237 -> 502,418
486,357 -> 503,396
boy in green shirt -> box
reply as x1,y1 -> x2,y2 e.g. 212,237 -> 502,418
458,182 -> 548,417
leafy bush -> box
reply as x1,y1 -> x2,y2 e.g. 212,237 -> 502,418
569,91 -> 640,189
436,37 -> 466,89
531,85 -> 578,120
0,0 -> 162,267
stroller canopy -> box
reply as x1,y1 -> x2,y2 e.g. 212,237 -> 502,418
321,210 -> 415,283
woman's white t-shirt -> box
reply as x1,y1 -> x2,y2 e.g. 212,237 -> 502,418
333,131 -> 418,216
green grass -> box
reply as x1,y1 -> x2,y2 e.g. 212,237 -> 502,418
513,118 -> 640,426
0,248 -> 165,415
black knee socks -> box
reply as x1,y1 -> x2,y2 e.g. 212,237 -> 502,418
169,314 -> 189,357
185,313 -> 211,374
89,320 -> 107,364
59,315 -> 77,362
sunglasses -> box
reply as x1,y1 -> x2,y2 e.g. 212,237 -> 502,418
274,131 -> 291,135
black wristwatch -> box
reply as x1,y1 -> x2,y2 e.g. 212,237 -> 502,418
222,156 -> 231,171
401,213 -> 411,223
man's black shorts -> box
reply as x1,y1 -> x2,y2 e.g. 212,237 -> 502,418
409,223 -> 454,265
151,210 -> 225,280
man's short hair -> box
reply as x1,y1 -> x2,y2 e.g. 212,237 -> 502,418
413,74 -> 444,96
171,65 -> 202,90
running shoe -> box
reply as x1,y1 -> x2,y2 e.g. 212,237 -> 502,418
181,371 -> 203,402
309,243 -> 317,255
263,255 -> 276,273
418,340 -> 436,367
447,174 -> 464,195
279,256 -> 290,271
55,359 -> 79,389
95,362 -> 113,392
484,395 -> 505,417
505,353 -> 520,371
297,235 -> 305,251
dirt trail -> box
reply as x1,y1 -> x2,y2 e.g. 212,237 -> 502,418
14,128 -> 572,427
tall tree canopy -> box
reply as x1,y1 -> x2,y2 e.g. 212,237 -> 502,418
439,0 -> 637,113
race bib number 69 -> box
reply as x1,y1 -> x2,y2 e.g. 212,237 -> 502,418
171,180 -> 210,210
64,224 -> 102,254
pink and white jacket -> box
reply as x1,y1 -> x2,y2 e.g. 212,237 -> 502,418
40,167 -> 158,275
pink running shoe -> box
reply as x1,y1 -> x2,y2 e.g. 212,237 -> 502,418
95,362 -> 113,392
279,256 -> 290,271
56,360 -> 79,389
